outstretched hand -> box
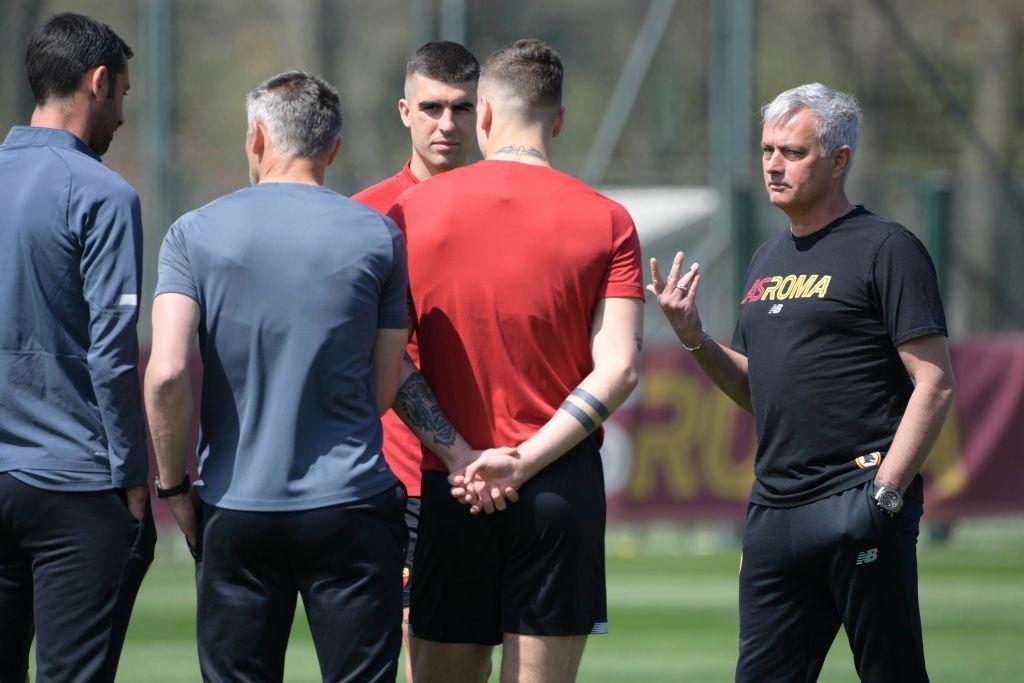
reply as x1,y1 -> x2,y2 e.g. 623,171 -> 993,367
449,447 -> 524,515
648,251 -> 705,347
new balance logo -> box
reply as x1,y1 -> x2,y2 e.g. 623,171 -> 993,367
115,293 -> 138,307
768,304 -> 784,315
856,548 -> 879,565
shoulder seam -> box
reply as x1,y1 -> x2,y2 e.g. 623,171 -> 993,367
865,225 -> 907,285
44,147 -> 76,244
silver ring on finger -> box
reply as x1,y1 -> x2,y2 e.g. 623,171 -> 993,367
676,282 -> 689,293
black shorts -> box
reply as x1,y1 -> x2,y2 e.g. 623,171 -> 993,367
410,437 -> 608,645
402,496 -> 420,609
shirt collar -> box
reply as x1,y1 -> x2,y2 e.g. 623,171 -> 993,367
3,126 -> 101,162
400,159 -> 422,186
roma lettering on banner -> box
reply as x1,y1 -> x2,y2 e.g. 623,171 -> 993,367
605,336 -> 1024,521
606,348 -> 755,521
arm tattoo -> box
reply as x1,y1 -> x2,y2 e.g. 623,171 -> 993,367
560,399 -> 598,433
393,372 -> 456,448
634,333 -> 643,352
492,145 -> 547,162
570,388 -> 611,420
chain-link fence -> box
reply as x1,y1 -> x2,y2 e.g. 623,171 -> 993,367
3,0 -> 1022,339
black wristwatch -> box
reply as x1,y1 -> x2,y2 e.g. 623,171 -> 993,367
154,473 -> 191,499
872,482 -> 904,517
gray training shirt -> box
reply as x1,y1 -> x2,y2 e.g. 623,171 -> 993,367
0,127 -> 147,491
156,182 -> 408,511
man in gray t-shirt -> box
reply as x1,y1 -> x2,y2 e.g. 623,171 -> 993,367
145,71 -> 409,681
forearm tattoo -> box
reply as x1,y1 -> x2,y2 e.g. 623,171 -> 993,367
634,333 -> 643,352
559,400 -> 598,433
571,388 -> 611,420
394,372 -> 456,448
492,144 -> 547,162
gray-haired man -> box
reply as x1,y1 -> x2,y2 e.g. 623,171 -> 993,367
145,71 -> 410,681
650,83 -> 954,681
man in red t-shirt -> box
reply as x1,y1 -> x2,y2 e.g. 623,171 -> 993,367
353,40 -> 478,682
388,39 -> 644,683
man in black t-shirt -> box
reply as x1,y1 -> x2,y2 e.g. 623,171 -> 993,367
650,83 -> 954,682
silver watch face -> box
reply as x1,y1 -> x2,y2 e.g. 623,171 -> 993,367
878,489 -> 902,512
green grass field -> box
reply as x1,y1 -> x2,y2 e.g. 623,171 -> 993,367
37,519 -> 1024,681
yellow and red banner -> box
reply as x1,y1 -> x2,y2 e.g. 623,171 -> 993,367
603,336 -> 1024,521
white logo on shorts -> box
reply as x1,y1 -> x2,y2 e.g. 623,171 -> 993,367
115,293 -> 138,307
856,548 -> 879,565
768,303 -> 784,315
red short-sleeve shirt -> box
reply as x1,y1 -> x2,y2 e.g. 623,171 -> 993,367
388,160 -> 643,472
353,161 -> 424,494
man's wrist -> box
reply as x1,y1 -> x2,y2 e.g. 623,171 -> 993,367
154,473 -> 191,498
681,330 -> 710,352
873,476 -> 905,493
871,477 -> 905,516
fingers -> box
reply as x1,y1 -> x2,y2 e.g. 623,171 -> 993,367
675,262 -> 700,297
490,485 -> 507,512
477,481 -> 496,514
648,257 -> 664,295
463,459 -> 482,484
504,487 -> 519,503
664,251 -> 685,289
689,272 -> 702,299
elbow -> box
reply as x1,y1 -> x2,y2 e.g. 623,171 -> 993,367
611,361 -> 640,399
378,384 -> 400,417
377,371 -> 404,417
917,369 -> 955,413
937,373 -> 956,411
144,361 -> 190,400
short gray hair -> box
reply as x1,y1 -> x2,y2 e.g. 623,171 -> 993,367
246,70 -> 342,158
761,83 -> 861,163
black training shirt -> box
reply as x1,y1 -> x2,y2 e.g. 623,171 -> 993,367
732,206 -> 947,506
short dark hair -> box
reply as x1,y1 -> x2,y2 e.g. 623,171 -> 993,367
481,39 -> 562,110
406,41 -> 479,84
26,13 -> 133,105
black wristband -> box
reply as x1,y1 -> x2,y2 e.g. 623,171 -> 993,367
155,473 -> 191,499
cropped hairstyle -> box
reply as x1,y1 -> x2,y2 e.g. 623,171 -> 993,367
480,38 -> 563,111
26,12 -> 133,105
246,71 -> 343,159
406,41 -> 479,84
761,83 -> 861,174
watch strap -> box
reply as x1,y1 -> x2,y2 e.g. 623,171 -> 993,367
155,473 -> 191,499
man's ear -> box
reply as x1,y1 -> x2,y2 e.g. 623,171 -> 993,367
398,98 -> 412,129
551,106 -> 566,139
833,145 -> 851,179
325,137 -> 341,166
477,95 -> 493,135
88,65 -> 109,102
249,120 -> 266,157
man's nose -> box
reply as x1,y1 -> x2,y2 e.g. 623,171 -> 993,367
438,109 -> 456,133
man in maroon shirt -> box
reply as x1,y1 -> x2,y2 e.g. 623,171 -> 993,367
352,40 -> 479,682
